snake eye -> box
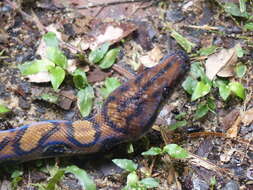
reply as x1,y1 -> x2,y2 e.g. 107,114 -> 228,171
162,86 -> 170,97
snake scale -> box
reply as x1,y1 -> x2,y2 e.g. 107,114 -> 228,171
0,51 -> 189,163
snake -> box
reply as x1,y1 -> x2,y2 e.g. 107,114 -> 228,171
0,51 -> 189,163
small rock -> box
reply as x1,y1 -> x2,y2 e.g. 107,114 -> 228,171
64,111 -> 75,120
0,5 -> 12,12
192,178 -> 209,190
63,23 -> 76,37
18,97 -> 31,110
166,10 -> 185,23
221,181 -> 239,190
247,167 -> 253,180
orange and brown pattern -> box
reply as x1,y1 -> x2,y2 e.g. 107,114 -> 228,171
0,51 -> 189,163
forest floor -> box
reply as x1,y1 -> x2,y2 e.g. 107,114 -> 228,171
0,0 -> 253,189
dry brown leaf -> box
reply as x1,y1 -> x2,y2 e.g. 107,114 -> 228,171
205,47 -> 237,80
241,108 -> 253,125
139,46 -> 163,68
226,115 -> 241,138
220,148 -> 236,163
221,109 -> 240,131
89,22 -> 137,49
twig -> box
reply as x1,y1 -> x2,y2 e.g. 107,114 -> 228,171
76,0 -> 158,9
112,64 -> 136,79
188,152 -> 237,179
183,24 -> 220,31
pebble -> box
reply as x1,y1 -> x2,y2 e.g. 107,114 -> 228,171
166,10 -> 185,23
192,178 -> 209,190
221,181 -> 239,190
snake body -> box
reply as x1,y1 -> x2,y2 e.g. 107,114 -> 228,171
0,51 -> 188,163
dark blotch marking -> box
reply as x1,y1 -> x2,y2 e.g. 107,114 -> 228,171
118,84 -> 130,93
134,72 -> 145,86
0,137 -> 10,150
13,123 -> 60,156
102,96 -> 128,134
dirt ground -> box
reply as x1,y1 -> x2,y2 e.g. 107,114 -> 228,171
0,0 -> 253,189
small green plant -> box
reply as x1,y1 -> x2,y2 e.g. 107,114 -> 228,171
33,165 -> 96,190
197,45 -> 218,56
100,77 -> 122,98
112,159 -> 159,190
19,32 -> 67,91
88,42 -> 120,69
18,32 -> 121,117
0,104 -> 10,115
182,61 -> 246,120
142,144 -> 189,159
11,170 -> 23,190
171,30 -> 196,53
209,176 -> 217,190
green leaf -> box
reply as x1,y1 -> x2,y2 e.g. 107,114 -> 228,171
73,69 -> 88,89
235,64 -> 247,78
77,86 -> 94,117
40,93 -> 58,104
11,170 -> 23,190
224,2 -> 248,18
243,23 -> 253,31
175,112 -> 186,120
142,147 -> 163,156
239,0 -> 246,14
194,103 -> 209,120
207,98 -> 216,113
43,32 -> 59,48
46,47 -> 67,69
228,82 -> 246,100
140,178 -> 159,188
0,49 -> 5,56
210,176 -> 217,186
112,159 -> 138,172
65,165 -> 96,190
88,42 -> 110,64
171,30 -> 196,53
235,44 -> 244,58
126,172 -> 139,187
215,79 -> 231,100
191,81 -> 211,101
163,144 -> 189,159
100,77 -> 121,98
46,169 -> 65,190
190,62 -> 205,79
99,48 -> 120,69
19,59 -> 54,75
49,66 -> 65,90
169,120 -> 187,130
0,104 -> 10,115
197,46 -> 217,56
182,76 -> 198,95
127,143 -> 134,154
